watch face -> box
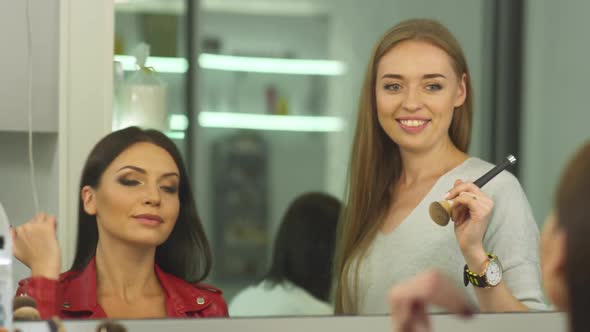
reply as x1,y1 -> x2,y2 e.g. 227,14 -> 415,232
485,259 -> 503,286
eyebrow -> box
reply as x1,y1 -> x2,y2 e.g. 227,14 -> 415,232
380,73 -> 447,80
117,165 -> 179,179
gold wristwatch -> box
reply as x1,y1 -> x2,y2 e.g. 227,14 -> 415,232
463,253 -> 503,288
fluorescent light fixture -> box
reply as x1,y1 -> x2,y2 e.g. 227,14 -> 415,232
201,0 -> 329,16
114,55 -> 188,73
169,114 -> 189,131
114,54 -> 346,76
199,53 -> 346,75
198,112 -> 345,132
165,131 -> 186,140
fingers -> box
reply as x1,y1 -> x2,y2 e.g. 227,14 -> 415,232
390,270 -> 474,332
450,204 -> 469,225
32,212 -> 47,224
445,180 -> 494,224
451,192 -> 492,211
10,226 -> 19,260
12,212 -> 59,268
446,180 -> 484,200
450,192 -> 494,222
31,212 -> 57,225
394,300 -> 430,332
46,215 -> 58,230
23,213 -> 57,230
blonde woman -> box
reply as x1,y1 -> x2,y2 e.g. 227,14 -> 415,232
333,19 -> 544,315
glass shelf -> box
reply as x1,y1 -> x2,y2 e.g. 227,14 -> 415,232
198,112 -> 345,132
114,54 -> 346,75
165,113 -> 345,139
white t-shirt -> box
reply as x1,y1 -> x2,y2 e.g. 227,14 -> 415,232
229,280 -> 333,317
352,157 -> 546,314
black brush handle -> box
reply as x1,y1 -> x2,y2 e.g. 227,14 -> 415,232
473,155 -> 517,188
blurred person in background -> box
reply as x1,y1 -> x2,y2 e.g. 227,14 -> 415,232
230,192 -> 341,316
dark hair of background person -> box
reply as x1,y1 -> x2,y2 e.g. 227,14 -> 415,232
555,141 -> 590,332
265,192 -> 342,302
71,126 -> 212,283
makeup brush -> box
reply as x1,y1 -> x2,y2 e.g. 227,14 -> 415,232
429,155 -> 517,226
13,296 -> 41,321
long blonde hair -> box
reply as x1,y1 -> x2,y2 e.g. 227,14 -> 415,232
333,18 -> 474,314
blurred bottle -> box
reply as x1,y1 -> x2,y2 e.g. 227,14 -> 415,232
265,85 -> 277,114
116,43 -> 168,131
112,61 -> 125,131
277,96 -> 289,115
0,203 -> 13,330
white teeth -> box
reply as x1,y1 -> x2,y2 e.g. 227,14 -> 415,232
400,119 -> 427,127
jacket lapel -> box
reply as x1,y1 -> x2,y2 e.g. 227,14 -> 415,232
60,257 -> 104,317
155,265 -> 213,316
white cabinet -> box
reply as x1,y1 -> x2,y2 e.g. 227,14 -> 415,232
0,0 -> 59,132
0,0 -> 113,282
0,0 -> 60,288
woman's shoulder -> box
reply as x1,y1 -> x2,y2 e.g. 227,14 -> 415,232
156,269 -> 228,317
162,273 -> 226,304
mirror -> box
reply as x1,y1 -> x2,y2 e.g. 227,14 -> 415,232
110,0 -> 590,318
2,0 -> 588,322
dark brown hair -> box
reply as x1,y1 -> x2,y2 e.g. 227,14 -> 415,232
555,141 -> 590,332
266,192 -> 341,302
71,126 -> 212,283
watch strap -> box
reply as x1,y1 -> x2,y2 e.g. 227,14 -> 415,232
463,253 -> 496,288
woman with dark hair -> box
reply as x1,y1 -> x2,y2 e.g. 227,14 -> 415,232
389,141 -> 590,332
12,127 -> 227,319
333,18 -> 544,314
229,192 -> 341,316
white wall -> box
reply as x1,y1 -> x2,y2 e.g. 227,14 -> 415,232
0,0 -> 60,287
0,133 -> 58,287
0,0 -> 114,289
0,0 -> 59,133
520,0 -> 590,224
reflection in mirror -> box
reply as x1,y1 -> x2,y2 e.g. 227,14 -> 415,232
331,18 -> 545,315
189,0 -> 560,318
388,142 -> 590,332
7,0 -> 590,323
229,192 -> 341,316
13,128 -> 228,320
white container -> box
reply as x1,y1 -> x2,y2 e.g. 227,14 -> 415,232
113,43 -> 169,132
117,84 -> 168,131
0,203 -> 12,329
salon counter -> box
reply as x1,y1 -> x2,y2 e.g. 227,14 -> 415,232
15,311 -> 566,332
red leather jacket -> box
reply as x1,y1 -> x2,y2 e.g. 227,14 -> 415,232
16,257 -> 228,319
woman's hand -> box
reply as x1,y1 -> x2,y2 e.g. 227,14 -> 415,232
11,213 -> 61,280
389,270 -> 474,332
446,180 -> 494,268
